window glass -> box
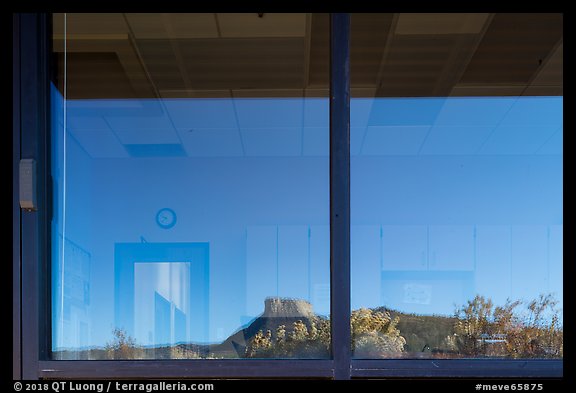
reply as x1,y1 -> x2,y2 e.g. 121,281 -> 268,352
51,13 -> 330,359
350,13 -> 563,359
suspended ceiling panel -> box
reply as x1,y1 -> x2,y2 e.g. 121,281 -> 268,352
460,13 -> 563,85
376,36 -> 462,97
350,13 -> 394,87
177,128 -> 244,157
217,13 -> 307,38
53,13 -> 562,99
306,13 -> 330,88
125,13 -> 219,39
395,13 -> 489,35
52,13 -> 128,36
531,43 -> 563,86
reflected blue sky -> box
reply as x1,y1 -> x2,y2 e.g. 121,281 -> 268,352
51,85 -> 562,350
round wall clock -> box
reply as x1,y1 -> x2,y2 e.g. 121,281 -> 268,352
156,208 -> 177,229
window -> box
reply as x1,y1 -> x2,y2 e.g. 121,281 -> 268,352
349,14 -> 563,362
13,13 -> 562,380
50,13 -> 330,360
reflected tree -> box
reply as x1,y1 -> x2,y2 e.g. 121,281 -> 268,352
105,328 -> 144,359
246,307 -> 407,358
453,294 -> 562,358
351,308 -> 406,357
55,294 -> 562,360
246,318 -> 331,358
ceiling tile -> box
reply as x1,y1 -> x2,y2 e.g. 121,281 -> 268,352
164,99 -> 237,129
303,127 -> 328,156
159,89 -> 232,99
68,115 -> 111,131
235,98 -> 303,128
461,13 -> 563,85
178,38 -> 305,90
536,128 -> 563,155
362,126 -> 430,155
105,109 -> 175,130
500,97 -> 563,127
351,14 -> 394,87
59,53 -> 138,99
217,13 -> 306,38
241,127 -> 301,156
69,128 -> 129,158
375,36 -> 459,97
125,14 -> 169,39
420,126 -> 494,155
307,13 -> 330,88
530,43 -> 563,87
135,40 -> 184,91
395,13 -> 489,35
304,98 -> 328,127
177,128 -> 243,157
114,128 -> 181,145
351,99 -> 374,128
351,127 -> 367,156
126,13 -> 218,39
124,143 -> 186,157
368,98 -> 444,126
449,85 -> 526,97
54,13 -> 128,36
434,97 -> 516,126
480,125 -> 558,155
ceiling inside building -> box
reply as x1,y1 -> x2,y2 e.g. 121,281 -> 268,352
52,13 -> 563,99
51,13 -> 563,159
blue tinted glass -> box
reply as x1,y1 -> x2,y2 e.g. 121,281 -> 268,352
350,12 -> 563,360
351,96 -> 563,359
51,13 -> 330,359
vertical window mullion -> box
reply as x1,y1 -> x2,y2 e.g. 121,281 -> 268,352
329,12 -> 351,381
19,12 -> 51,380
13,12 -> 22,381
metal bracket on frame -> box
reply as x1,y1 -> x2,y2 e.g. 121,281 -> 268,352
19,158 -> 37,211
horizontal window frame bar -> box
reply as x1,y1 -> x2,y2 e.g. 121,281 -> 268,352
38,359 -> 563,379
38,360 -> 335,379
351,359 -> 563,378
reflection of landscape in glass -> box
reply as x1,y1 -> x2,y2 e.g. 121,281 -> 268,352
350,96 -> 562,359
50,93 -> 562,359
53,293 -> 562,359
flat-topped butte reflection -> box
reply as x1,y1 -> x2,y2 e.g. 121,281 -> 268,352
53,294 -> 562,360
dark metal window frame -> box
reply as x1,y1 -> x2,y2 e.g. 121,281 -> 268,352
13,12 -> 563,380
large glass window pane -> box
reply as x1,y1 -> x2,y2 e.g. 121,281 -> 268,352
350,13 -> 563,359
51,13 -> 330,359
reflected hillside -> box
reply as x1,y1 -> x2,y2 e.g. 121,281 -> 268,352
53,294 -> 563,360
